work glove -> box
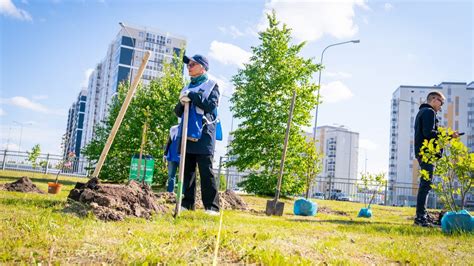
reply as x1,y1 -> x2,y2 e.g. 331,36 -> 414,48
179,95 -> 191,105
180,90 -> 191,105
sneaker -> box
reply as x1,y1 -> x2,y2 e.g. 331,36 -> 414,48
204,209 -> 220,216
414,218 -> 434,227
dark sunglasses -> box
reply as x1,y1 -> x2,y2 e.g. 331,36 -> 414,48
187,61 -> 199,68
436,98 -> 444,106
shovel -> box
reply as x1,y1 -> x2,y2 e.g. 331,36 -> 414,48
174,98 -> 190,218
265,90 -> 297,216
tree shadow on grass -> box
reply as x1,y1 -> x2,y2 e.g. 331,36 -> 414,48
1,175 -> 79,187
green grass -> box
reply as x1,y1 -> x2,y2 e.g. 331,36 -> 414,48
0,169 -> 473,264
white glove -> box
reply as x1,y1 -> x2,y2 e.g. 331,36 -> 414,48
180,90 -> 191,104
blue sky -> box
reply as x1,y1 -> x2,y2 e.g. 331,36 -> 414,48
0,0 -> 472,175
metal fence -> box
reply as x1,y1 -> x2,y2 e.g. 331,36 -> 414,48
2,149 -> 471,210
214,159 -> 460,209
0,150 -> 90,177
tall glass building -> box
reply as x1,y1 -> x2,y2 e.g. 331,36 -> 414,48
77,23 -> 187,155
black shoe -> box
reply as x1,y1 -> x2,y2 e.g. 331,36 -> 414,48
414,218 -> 434,227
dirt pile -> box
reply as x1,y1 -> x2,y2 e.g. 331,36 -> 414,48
155,189 -> 248,211
66,177 -> 167,221
155,192 -> 176,204
197,189 -> 248,210
1,176 -> 44,194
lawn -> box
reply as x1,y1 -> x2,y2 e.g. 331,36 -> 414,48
0,170 -> 472,264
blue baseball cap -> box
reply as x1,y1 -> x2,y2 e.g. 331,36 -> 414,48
183,54 -> 209,71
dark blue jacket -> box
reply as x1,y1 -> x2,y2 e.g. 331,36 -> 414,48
174,84 -> 220,155
414,103 -> 440,159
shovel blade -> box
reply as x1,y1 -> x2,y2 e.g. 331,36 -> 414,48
265,200 -> 285,216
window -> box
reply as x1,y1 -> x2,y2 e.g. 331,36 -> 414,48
119,47 -> 133,65
121,36 -> 135,47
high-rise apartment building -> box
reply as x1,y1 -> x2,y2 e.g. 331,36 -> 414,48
306,125 -> 359,196
79,23 -> 187,152
388,81 -> 474,206
63,90 -> 87,158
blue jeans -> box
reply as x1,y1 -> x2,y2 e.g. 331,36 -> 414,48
167,161 -> 179,193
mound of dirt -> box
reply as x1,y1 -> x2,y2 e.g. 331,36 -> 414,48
196,189 -> 248,210
1,176 -> 44,194
155,189 -> 248,211
155,192 -> 176,204
66,177 -> 167,221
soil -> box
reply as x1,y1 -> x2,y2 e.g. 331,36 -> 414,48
155,189 -> 248,211
427,209 -> 445,225
1,176 -> 45,194
66,177 -> 167,221
318,206 -> 349,216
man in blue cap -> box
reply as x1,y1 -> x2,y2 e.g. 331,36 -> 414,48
174,54 -> 220,215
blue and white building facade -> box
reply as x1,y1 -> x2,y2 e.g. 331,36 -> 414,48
63,90 -> 87,158
79,24 -> 187,152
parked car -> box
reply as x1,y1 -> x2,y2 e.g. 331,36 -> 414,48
331,192 -> 351,201
336,193 -> 351,201
312,192 -> 326,200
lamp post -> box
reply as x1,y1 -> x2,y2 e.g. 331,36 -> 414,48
12,121 -> 32,153
312,40 -> 360,140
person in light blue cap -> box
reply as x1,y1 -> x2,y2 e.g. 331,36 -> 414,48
175,54 -> 220,216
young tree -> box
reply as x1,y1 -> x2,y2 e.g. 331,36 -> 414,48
27,144 -> 41,177
228,11 -> 321,196
82,55 -> 185,185
358,172 -> 387,208
299,139 -> 323,199
420,127 -> 474,211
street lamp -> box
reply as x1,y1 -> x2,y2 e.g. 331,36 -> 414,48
12,121 -> 32,153
312,40 -> 360,140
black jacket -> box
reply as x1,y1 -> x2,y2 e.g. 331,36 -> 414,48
174,84 -> 220,155
414,103 -> 439,159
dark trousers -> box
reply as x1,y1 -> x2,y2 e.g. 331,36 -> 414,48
167,161 -> 179,193
416,158 -> 433,219
181,153 -> 219,211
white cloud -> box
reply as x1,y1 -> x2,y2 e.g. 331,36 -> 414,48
325,71 -> 353,79
218,25 -> 244,38
362,16 -> 369,25
208,73 -> 234,97
208,41 -> 251,68
259,0 -> 367,42
0,124 -> 64,154
81,68 -> 94,88
359,138 -> 377,150
0,96 -> 65,115
0,0 -> 32,21
384,3 -> 393,11
0,108 -> 5,116
320,81 -> 354,103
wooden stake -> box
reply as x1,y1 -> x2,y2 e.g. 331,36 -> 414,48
273,90 -> 297,207
92,51 -> 151,178
137,120 -> 148,184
